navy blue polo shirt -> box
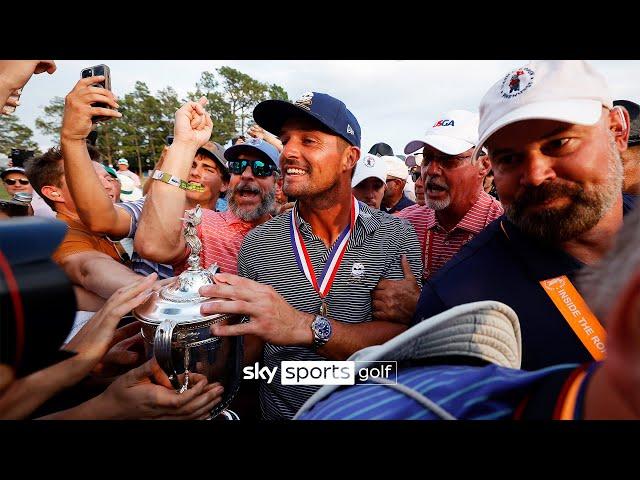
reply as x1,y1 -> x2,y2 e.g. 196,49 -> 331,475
414,216 -> 592,371
385,194 -> 415,214
623,193 -> 638,216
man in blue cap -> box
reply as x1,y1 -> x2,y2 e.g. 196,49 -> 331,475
198,91 -> 422,419
136,132 -> 280,277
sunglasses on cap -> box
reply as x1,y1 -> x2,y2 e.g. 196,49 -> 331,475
4,178 -> 30,186
227,159 -> 277,177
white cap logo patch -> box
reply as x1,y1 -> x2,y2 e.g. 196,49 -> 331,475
295,92 -> 314,111
347,124 -> 355,135
364,155 -> 376,167
500,67 -> 535,99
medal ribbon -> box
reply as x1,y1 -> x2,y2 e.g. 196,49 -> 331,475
290,197 -> 359,301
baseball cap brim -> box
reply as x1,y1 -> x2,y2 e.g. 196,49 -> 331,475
351,168 -> 386,188
473,99 -> 603,162
224,143 -> 280,169
1,167 -> 26,179
197,147 -> 228,176
405,134 -> 475,155
254,100 -> 354,146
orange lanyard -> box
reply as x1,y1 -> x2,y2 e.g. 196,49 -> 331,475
539,275 -> 606,361
500,221 -> 606,361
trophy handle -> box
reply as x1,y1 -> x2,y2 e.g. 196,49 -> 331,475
154,319 -> 185,392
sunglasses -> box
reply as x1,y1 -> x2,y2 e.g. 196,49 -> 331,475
228,159 -> 277,177
4,178 -> 30,186
411,171 -> 421,182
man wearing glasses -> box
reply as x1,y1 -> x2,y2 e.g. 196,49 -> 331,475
1,166 -> 55,218
398,109 -> 503,283
415,61 -> 629,371
136,111 -> 279,277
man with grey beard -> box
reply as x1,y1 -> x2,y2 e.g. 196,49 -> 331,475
414,60 -> 630,371
136,117 -> 278,276
398,109 -> 503,282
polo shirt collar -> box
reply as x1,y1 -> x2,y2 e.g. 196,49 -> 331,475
221,208 -> 247,226
428,190 -> 493,234
293,198 -> 379,240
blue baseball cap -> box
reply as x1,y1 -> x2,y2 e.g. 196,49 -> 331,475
224,137 -> 281,170
253,92 -> 361,148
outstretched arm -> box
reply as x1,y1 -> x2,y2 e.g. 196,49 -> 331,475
60,76 -> 132,239
60,250 -> 142,299
200,272 -> 407,361
135,98 -> 212,265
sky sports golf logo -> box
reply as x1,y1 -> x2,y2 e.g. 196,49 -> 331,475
243,360 -> 398,385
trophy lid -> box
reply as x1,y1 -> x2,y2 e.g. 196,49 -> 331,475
133,205 -> 228,325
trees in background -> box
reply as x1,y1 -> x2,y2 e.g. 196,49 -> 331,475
31,66 -> 289,172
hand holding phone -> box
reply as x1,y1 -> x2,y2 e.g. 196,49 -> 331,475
80,64 -> 113,123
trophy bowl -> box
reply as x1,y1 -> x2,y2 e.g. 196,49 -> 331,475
132,205 -> 243,419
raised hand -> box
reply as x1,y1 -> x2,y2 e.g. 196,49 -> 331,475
173,97 -> 213,149
61,76 -> 121,142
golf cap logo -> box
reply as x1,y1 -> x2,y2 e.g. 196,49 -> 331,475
500,67 -> 535,99
347,124 -> 355,135
295,92 -> 314,111
433,119 -> 455,127
364,155 -> 376,167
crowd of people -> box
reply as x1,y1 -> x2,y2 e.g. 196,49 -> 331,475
2,59 -> 640,420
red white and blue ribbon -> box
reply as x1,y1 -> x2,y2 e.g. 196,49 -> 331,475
290,197 -> 359,301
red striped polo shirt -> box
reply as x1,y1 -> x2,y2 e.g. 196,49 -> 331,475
174,209 -> 258,275
398,190 -> 503,281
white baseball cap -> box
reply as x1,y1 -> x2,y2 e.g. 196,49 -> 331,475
404,109 -> 479,156
382,155 -> 408,181
473,60 -> 613,162
351,153 -> 388,188
117,158 -> 129,166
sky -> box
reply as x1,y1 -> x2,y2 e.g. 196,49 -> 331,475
8,60 -> 640,158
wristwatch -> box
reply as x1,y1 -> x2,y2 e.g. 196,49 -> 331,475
310,315 -> 332,349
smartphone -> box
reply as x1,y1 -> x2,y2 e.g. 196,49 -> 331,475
81,64 -> 112,123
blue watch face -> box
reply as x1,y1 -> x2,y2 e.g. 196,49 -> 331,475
314,317 -> 332,340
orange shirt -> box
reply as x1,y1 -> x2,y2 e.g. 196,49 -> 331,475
52,212 -> 126,265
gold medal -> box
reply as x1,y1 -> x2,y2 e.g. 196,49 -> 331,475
320,301 -> 328,317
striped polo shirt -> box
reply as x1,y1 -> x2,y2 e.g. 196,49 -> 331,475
174,209 -> 258,275
238,200 -> 422,419
398,190 -> 503,282
116,197 -> 174,279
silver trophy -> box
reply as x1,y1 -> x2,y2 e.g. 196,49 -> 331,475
133,205 -> 242,419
